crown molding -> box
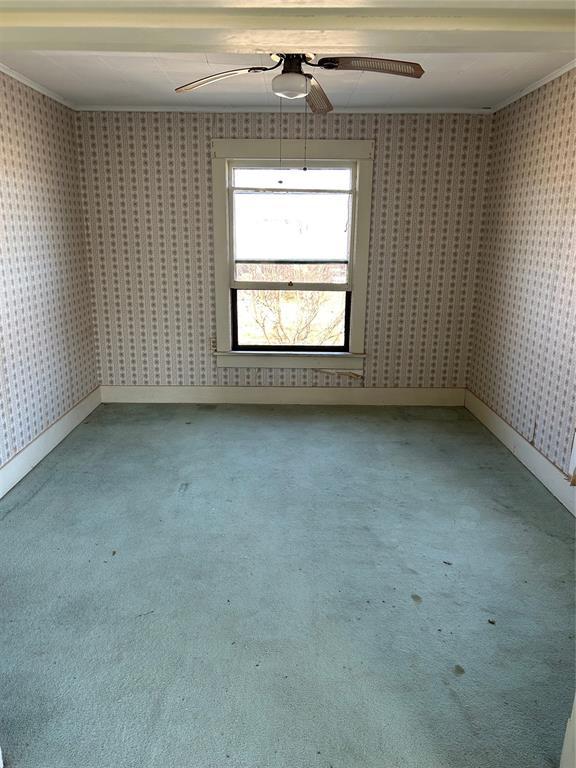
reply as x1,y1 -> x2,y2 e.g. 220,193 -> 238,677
1,1 -> 573,7
492,57 -> 575,112
75,105 -> 491,114
0,60 -> 75,108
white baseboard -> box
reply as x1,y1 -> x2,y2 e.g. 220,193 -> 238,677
465,391 -> 575,515
2,386 -> 573,515
560,698 -> 575,768
0,388 -> 101,500
100,385 -> 466,406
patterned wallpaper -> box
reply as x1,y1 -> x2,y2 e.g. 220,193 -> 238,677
0,73 -> 97,467
1,66 -> 573,479
77,111 -> 490,389
469,69 -> 576,474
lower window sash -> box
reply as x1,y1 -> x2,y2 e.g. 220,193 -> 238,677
230,289 -> 351,352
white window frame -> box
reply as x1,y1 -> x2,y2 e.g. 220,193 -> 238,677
212,139 -> 374,370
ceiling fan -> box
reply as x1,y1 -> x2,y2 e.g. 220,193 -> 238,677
175,53 -> 424,114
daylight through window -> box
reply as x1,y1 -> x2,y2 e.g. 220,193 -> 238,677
229,164 -> 354,351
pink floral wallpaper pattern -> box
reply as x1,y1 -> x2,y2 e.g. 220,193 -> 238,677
76,111 -> 490,390
0,72 -> 97,466
469,69 -> 576,473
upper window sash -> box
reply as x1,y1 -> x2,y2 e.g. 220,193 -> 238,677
229,281 -> 348,291
229,161 -> 354,193
227,160 -> 356,292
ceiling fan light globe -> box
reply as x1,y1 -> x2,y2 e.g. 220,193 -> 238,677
272,72 -> 308,99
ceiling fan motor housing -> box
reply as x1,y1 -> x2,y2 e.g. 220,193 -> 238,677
280,54 -> 307,74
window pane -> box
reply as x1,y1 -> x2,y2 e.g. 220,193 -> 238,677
235,262 -> 348,284
235,290 -> 347,347
233,191 -> 351,264
233,167 -> 352,191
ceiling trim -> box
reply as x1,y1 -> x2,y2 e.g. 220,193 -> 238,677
1,1 -> 574,8
0,60 -> 74,108
76,105 -> 492,114
492,57 -> 575,112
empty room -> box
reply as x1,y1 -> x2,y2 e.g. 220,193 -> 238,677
0,2 -> 575,767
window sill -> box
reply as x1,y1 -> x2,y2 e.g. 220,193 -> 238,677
215,351 -> 365,370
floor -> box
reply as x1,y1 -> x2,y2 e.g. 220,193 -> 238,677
0,405 -> 574,768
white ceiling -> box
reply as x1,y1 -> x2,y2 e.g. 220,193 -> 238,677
0,51 -> 573,111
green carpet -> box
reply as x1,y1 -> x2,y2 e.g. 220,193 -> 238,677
0,405 -> 573,767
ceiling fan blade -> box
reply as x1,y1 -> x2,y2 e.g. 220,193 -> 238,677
305,75 -> 333,114
175,67 -> 263,93
317,56 -> 424,79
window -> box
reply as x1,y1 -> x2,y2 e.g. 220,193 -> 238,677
231,164 -> 352,351
212,140 -> 373,369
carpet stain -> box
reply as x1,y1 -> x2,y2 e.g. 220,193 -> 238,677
411,593 -> 423,604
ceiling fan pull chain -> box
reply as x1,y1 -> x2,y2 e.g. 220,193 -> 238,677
303,78 -> 308,172
278,95 -> 283,184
